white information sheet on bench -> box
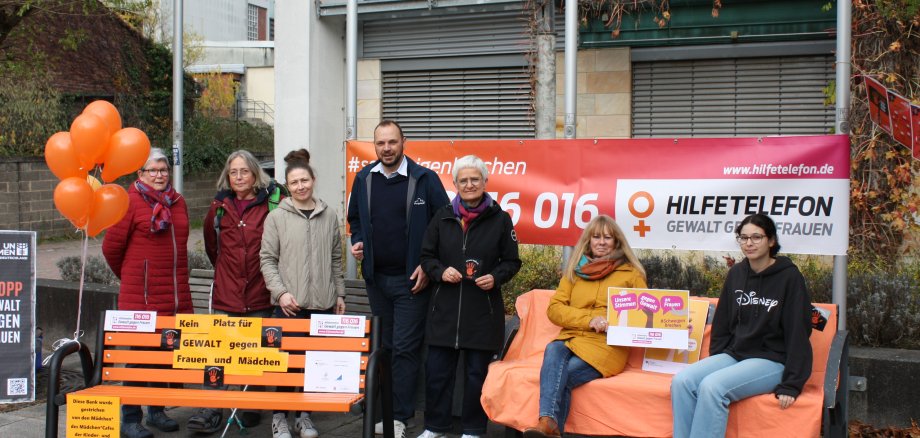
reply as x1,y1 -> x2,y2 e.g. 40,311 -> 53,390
310,314 -> 366,337
104,310 -> 157,332
304,351 -> 361,393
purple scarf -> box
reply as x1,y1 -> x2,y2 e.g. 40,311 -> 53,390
134,180 -> 178,233
452,193 -> 492,231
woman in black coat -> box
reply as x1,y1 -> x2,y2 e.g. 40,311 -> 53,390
417,155 -> 522,438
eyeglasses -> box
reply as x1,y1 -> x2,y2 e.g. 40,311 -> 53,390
457,177 -> 482,187
736,234 -> 765,244
229,169 -> 252,178
142,168 -> 169,176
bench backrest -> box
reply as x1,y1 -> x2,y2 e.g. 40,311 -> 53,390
188,270 -> 372,317
508,290 -> 838,390
96,315 -> 373,392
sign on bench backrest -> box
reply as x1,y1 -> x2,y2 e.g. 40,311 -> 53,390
101,315 -> 371,392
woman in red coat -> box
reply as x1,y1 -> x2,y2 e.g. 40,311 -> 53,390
102,147 -> 191,438
186,149 -> 282,432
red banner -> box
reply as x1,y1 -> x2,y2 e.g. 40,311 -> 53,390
346,135 -> 850,255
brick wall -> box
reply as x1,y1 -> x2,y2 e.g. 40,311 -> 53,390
0,157 -> 223,240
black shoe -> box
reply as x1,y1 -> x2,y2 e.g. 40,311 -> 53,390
121,422 -> 154,438
240,411 -> 261,427
145,410 -> 180,432
187,407 -> 224,433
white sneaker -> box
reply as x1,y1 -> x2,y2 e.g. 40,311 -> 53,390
416,430 -> 447,438
461,435 -> 481,438
272,413 -> 292,438
375,419 -> 411,436
294,412 -> 319,438
393,420 -> 407,438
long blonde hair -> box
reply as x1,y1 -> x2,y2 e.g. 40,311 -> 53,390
563,215 -> 646,282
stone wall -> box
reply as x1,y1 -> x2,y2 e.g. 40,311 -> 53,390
0,157 -> 222,240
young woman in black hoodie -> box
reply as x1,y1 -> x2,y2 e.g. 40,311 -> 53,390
670,213 -> 813,438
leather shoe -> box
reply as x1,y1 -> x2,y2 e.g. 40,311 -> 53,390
522,416 -> 561,438
145,410 -> 180,432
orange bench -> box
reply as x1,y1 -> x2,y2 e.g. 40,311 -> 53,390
45,313 -> 394,438
482,289 -> 849,438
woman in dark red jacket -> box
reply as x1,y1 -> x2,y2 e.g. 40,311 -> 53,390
102,147 -> 191,438
186,149 -> 281,432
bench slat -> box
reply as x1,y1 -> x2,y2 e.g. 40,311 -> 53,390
75,386 -> 363,412
101,367 -> 367,388
101,349 -> 370,370
149,316 -> 372,333
104,332 -> 371,352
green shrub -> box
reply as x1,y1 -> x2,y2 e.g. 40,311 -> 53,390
641,253 -> 726,297
182,115 -> 273,175
846,260 -> 920,349
188,249 -> 213,270
56,255 -> 119,286
501,245 -> 563,314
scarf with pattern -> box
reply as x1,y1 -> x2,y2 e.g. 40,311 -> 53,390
134,180 -> 178,233
452,193 -> 493,231
574,248 -> 625,280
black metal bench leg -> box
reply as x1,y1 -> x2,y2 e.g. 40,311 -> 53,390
45,340 -> 93,438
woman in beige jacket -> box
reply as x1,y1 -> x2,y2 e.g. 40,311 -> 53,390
260,149 -> 345,438
523,215 -> 647,438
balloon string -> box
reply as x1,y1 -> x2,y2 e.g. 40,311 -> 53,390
73,232 -> 88,341
42,232 -> 88,367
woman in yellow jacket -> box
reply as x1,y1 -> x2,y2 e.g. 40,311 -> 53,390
523,215 -> 647,438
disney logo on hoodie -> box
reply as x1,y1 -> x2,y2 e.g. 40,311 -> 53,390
734,290 -> 779,312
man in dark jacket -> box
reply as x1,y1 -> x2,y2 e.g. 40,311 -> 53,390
347,120 -> 450,437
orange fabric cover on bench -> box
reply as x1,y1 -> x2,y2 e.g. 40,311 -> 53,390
481,289 -> 836,437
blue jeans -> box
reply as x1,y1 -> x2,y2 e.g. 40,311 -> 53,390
537,340 -> 602,432
423,346 -> 494,435
670,353 -> 784,438
366,273 -> 429,422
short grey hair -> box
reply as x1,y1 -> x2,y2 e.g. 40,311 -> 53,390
216,150 -> 272,191
143,148 -> 169,169
452,155 -> 488,184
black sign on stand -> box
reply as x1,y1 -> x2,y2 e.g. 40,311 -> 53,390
0,231 -> 36,403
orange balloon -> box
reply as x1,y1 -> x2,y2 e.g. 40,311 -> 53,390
82,101 -> 122,164
44,132 -> 87,180
70,113 -> 109,171
86,184 -> 129,237
101,127 -> 151,182
53,177 -> 94,229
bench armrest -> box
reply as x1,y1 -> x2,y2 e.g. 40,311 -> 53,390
499,314 -> 520,360
823,329 -> 848,407
822,329 -> 849,438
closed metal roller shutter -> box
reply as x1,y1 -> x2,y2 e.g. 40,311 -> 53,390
362,11 -> 529,59
632,55 -> 834,137
382,66 -> 535,139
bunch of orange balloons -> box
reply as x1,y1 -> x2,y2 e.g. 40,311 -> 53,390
45,101 -> 151,237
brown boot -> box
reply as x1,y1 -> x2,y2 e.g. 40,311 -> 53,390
522,416 -> 562,438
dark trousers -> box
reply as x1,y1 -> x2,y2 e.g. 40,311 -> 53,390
272,306 -> 334,415
122,347 -> 169,424
423,346 -> 493,435
366,273 -> 429,422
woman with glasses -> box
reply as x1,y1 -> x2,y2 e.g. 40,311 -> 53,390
185,150 -> 285,432
416,155 -> 521,438
670,213 -> 813,438
522,215 -> 646,438
260,149 -> 345,438
102,148 -> 192,438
